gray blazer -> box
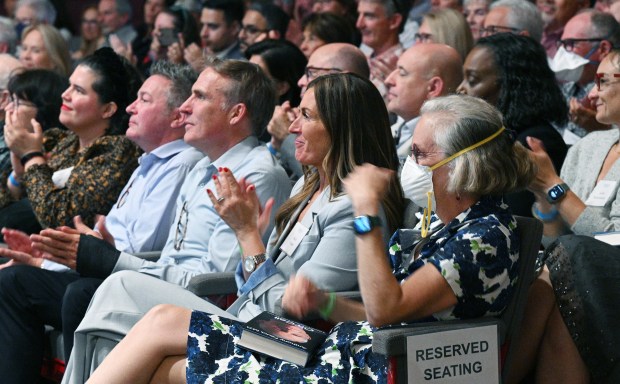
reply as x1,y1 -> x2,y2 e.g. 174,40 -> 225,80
561,128 -> 620,235
228,177 -> 391,321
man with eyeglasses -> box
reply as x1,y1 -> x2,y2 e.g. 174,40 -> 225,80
356,0 -> 408,104
266,43 -> 369,181
385,43 -> 463,165
238,2 -> 289,52
554,10 -> 620,142
184,0 -> 245,72
481,0 -> 544,43
46,58 -> 291,384
0,61 -> 207,384
537,0 -> 589,59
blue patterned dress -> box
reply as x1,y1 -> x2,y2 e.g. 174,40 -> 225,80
186,196 -> 519,383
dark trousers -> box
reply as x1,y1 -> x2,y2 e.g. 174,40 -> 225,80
0,265 -> 101,383
62,277 -> 102,358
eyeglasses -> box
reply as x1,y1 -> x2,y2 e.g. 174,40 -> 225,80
304,66 -> 342,81
116,179 -> 134,208
595,72 -> 620,91
412,144 -> 443,164
414,33 -> 433,43
479,25 -> 521,36
556,38 -> 605,52
173,201 -> 188,250
240,24 -> 269,35
9,94 -> 35,108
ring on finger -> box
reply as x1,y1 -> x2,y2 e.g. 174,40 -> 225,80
217,196 -> 225,203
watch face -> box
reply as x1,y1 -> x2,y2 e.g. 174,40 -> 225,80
244,257 -> 255,272
353,216 -> 372,234
548,185 -> 566,200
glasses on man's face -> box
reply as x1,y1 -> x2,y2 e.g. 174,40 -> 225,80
240,24 -> 269,35
595,72 -> 620,91
304,66 -> 342,81
414,33 -> 433,43
9,94 -> 35,108
116,180 -> 134,208
173,201 -> 188,251
479,25 -> 521,37
556,38 -> 604,52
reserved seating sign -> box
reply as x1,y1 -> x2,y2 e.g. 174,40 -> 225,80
406,324 -> 499,383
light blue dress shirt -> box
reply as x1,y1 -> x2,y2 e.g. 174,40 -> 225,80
111,136 -> 292,288
41,140 -> 204,271
105,140 -> 204,253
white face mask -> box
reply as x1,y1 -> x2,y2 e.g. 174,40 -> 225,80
400,155 -> 436,211
400,126 -> 507,237
549,46 -> 590,83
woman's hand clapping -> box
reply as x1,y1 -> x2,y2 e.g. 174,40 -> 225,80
206,168 -> 274,238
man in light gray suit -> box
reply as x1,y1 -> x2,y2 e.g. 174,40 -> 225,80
385,43 -> 463,166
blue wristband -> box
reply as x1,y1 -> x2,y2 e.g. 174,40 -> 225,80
8,172 -> 21,187
532,204 -> 559,222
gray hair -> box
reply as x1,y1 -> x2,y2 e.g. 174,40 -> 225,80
421,94 -> 536,195
0,17 -> 17,54
15,0 -> 56,24
589,10 -> 620,48
149,61 -> 198,110
490,0 -> 543,43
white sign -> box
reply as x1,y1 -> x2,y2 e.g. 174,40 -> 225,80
406,324 -> 499,383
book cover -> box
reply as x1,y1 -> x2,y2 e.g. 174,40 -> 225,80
238,311 -> 328,366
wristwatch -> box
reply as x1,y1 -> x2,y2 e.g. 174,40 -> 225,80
243,253 -> 266,273
546,183 -> 570,204
353,215 -> 382,235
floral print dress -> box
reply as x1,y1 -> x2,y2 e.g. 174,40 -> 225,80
186,196 -> 519,383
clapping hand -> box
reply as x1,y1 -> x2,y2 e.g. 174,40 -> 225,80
31,216 -> 104,270
206,168 -> 274,238
0,228 -> 45,269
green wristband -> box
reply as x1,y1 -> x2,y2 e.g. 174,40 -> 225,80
318,292 -> 336,320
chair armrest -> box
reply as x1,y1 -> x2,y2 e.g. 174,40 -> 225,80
131,251 -> 161,262
187,272 -> 237,296
372,318 -> 500,356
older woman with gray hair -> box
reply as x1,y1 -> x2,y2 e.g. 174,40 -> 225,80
85,94 -> 535,383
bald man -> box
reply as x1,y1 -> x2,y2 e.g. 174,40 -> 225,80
0,54 -> 22,173
267,43 -> 370,181
385,43 -> 463,163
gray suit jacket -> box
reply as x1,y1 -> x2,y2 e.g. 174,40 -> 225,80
561,128 -> 620,235
228,178 -> 391,321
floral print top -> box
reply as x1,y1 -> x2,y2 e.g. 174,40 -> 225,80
390,195 -> 520,320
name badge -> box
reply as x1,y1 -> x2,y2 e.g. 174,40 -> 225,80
279,222 -> 309,256
585,180 -> 618,207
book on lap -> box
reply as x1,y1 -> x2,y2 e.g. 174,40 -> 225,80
238,311 -> 328,366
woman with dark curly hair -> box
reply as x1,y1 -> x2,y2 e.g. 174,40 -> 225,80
457,33 -> 568,217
